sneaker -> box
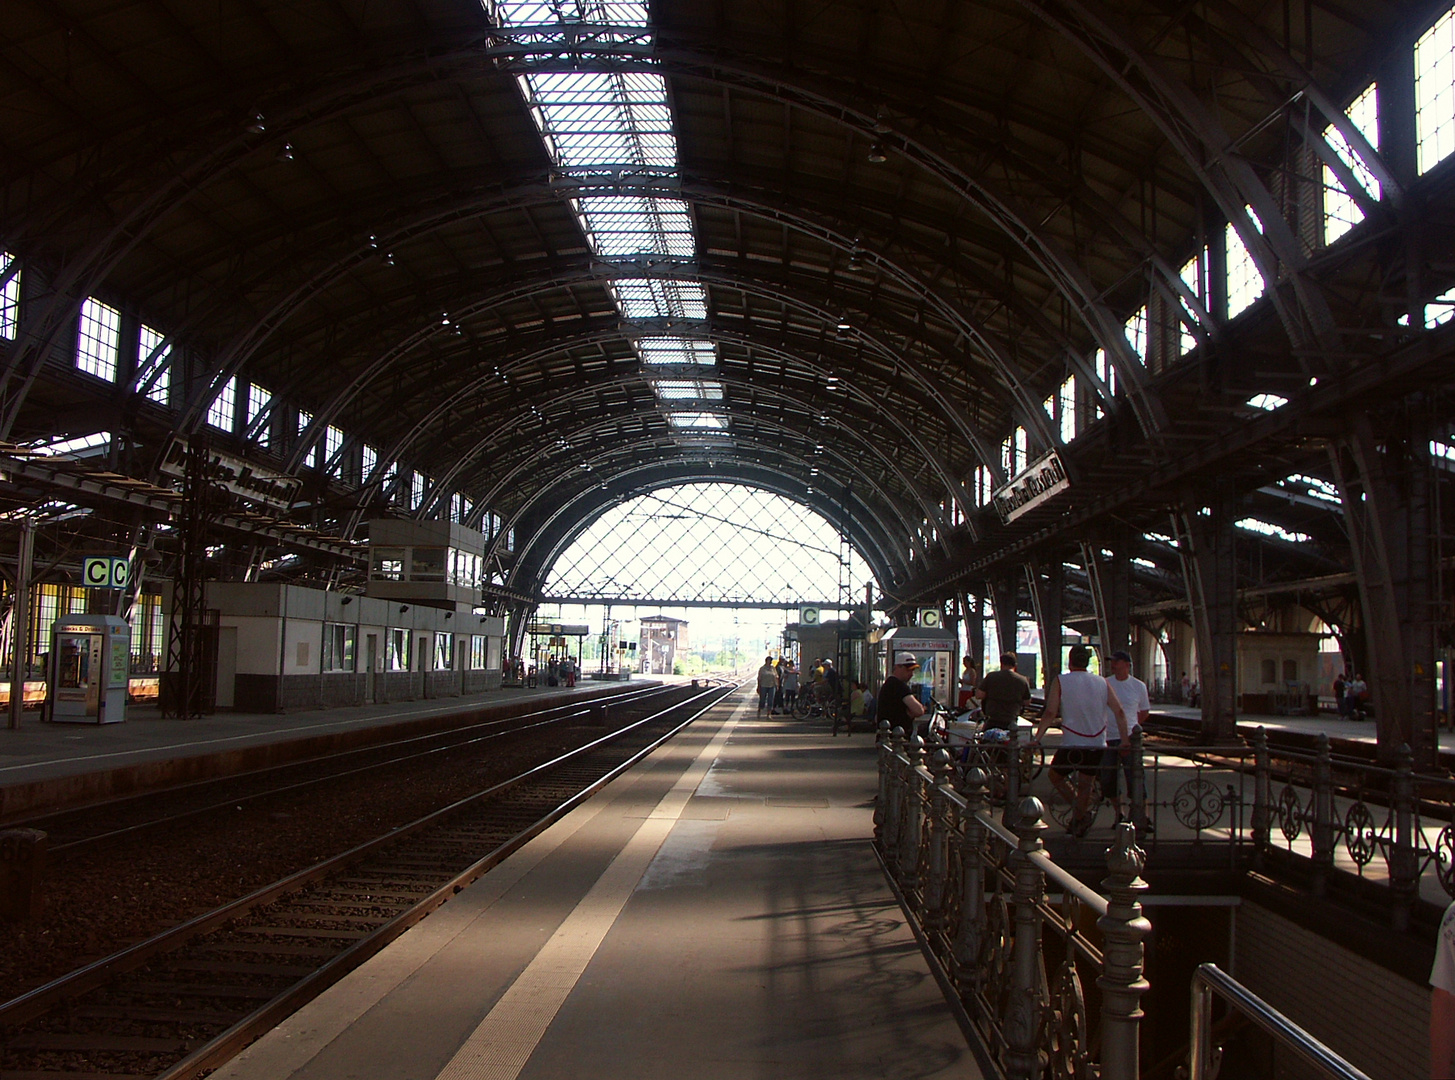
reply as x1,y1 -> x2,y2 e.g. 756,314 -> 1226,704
1070,812 -> 1094,839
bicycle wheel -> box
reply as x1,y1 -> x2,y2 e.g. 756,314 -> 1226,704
792,694 -> 812,719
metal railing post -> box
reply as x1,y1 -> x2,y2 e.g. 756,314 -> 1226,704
1311,733 -> 1334,895
1389,743 -> 1417,931
1188,969 -> 1216,1080
925,747 -> 954,930
1129,728 -> 1148,832
899,735 -> 926,889
954,765 -> 990,1000
1098,822 -> 1150,1080
1251,726 -> 1270,865
874,721 -> 894,843
1004,720 -> 1022,818
1005,796 -> 1047,1080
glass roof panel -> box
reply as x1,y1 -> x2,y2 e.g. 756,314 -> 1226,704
667,412 -> 727,429
651,379 -> 723,400
612,279 -> 707,320
491,1 -> 650,28
637,338 -> 715,365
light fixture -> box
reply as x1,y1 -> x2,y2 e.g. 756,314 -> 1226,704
867,143 -> 888,163
246,113 -> 266,134
445,612 -> 453,619
400,604 -> 410,613
277,142 -> 294,162
836,315 -> 852,331
340,596 -> 354,606
381,251 -> 395,266
872,107 -> 892,135
847,248 -> 864,271
480,616 -> 488,623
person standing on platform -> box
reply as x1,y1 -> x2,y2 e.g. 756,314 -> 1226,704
1333,670 -> 1348,717
782,661 -> 799,713
1432,899 -> 1455,1078
756,656 -> 776,716
1102,650 -> 1151,829
1180,671 -> 1192,704
877,654 -> 926,738
958,655 -> 979,710
978,652 -> 1030,731
1032,645 -> 1130,837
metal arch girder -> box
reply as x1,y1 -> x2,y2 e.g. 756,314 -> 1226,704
329,316 -> 962,533
509,466 -> 901,597
0,31 -> 1167,446
285,256 -> 997,489
463,416 -> 921,575
173,172 -> 1028,474
440,394 -> 938,559
394,325 -> 977,536
508,467 -> 900,598
1007,0 -> 1338,353
490,442 -> 909,593
1180,0 -> 1402,209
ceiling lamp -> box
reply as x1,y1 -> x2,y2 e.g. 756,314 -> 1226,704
846,248 -> 864,271
867,143 -> 888,163
276,142 -> 294,162
246,113 -> 266,134
835,315 -> 851,331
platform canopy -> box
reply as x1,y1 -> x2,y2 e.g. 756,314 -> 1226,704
0,0 -> 1451,685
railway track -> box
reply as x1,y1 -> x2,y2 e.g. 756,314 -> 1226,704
16,683 -> 680,856
0,681 -> 739,1079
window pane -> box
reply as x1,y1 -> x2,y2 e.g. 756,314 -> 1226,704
1324,83 -> 1380,244
1417,8 -> 1455,175
248,384 -> 272,446
1179,254 -> 1203,356
138,324 -> 172,405
77,297 -> 121,381
206,376 -> 237,431
1,252 -> 21,340
1225,208 -> 1266,319
298,411 -> 317,467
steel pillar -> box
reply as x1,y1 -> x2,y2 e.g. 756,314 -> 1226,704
1328,408 -> 1439,766
991,576 -> 1019,659
1026,561 -> 1064,685
1174,491 -> 1239,743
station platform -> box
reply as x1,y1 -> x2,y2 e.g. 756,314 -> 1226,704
211,688 -> 978,1080
1150,704 -> 1455,758
0,680 -> 658,821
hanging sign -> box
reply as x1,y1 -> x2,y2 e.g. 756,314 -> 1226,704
82,557 -> 130,589
992,450 -> 1069,523
158,437 -> 301,510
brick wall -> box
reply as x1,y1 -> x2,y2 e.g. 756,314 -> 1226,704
1233,900 -> 1428,1079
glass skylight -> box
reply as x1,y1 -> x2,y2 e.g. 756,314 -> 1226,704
613,279 -> 707,320
1283,473 -> 1341,503
638,338 -> 715,365
651,379 -> 723,401
1237,517 -> 1312,544
1246,393 -> 1288,411
667,412 -> 726,429
490,0 -> 710,429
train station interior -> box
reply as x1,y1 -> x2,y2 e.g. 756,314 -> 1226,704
2,1 -> 1455,1077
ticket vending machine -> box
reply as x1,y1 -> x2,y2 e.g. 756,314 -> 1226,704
875,626 -> 958,707
45,615 -> 130,724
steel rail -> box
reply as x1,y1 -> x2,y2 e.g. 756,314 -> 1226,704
34,684 -> 678,855
0,683 -> 737,1044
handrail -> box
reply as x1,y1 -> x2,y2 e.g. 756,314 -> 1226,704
1189,963 -> 1375,1080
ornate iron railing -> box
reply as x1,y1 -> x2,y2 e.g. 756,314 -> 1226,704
876,728 -> 1151,1080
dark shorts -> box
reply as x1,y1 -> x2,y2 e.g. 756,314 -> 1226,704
1050,746 -> 1104,778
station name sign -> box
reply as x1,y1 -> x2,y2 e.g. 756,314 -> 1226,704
159,438 -> 301,511
991,450 -> 1069,523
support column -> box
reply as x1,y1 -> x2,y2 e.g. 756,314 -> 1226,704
1328,408 -> 1439,766
991,576 -> 1019,660
9,522 -> 33,730
1026,561 -> 1064,686
1173,489 -> 1239,743
966,593 -> 986,675
1105,524 -> 1132,658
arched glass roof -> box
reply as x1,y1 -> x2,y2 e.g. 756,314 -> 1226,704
542,483 -> 874,606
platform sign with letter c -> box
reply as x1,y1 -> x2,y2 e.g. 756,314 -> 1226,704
82,557 -> 130,589
799,606 -> 820,626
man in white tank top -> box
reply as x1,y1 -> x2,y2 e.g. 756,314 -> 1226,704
1031,645 -> 1129,837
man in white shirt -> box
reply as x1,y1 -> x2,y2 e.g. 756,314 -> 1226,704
1032,645 -> 1129,837
1103,650 -> 1151,830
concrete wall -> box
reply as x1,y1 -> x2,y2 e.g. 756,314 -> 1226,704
203,582 -> 506,713
1233,900 -> 1428,1079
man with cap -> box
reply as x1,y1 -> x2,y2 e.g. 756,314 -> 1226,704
1032,644 -> 1130,837
1103,650 -> 1151,830
877,653 -> 927,738
977,652 -> 1031,731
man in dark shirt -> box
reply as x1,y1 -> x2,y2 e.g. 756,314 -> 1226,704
877,654 -> 927,738
978,652 -> 1031,730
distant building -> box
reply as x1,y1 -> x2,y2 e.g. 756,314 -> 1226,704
640,615 -> 689,675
